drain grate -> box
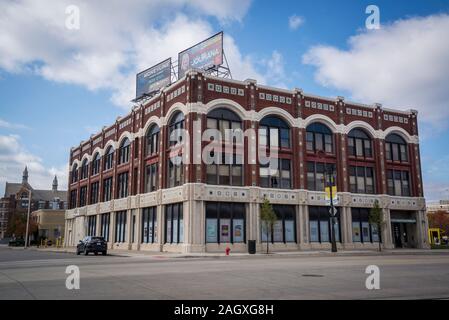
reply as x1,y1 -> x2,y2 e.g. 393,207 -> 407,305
302,274 -> 324,277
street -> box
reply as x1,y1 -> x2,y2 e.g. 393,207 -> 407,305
0,246 -> 449,300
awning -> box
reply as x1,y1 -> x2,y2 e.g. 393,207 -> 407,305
390,218 -> 416,224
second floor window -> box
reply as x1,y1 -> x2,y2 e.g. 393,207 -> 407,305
349,166 -> 375,194
387,170 -> 410,196
117,172 -> 129,198
260,158 -> 291,189
69,190 -> 77,209
167,159 -> 183,188
103,177 -> 113,202
145,163 -> 159,192
206,153 -> 243,186
307,162 -> 335,191
79,186 -> 87,207
119,138 -> 130,164
90,181 -> 99,204
306,123 -> 333,154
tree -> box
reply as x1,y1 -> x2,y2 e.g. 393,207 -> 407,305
369,200 -> 384,252
7,213 -> 37,239
428,210 -> 449,236
260,197 -> 277,254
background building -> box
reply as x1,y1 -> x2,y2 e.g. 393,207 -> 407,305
427,200 -> 449,214
65,70 -> 428,252
0,167 -> 67,240
31,209 -> 65,244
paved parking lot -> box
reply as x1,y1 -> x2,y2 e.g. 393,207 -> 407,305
1,246 -> 449,299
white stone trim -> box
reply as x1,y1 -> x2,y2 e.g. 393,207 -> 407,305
204,98 -> 249,121
382,126 -> 417,144
343,120 -> 379,139
302,114 -> 340,133
163,102 -> 188,126
255,106 -> 297,127
71,106 -> 419,164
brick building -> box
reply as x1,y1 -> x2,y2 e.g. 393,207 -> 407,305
64,70 -> 429,252
0,167 -> 67,239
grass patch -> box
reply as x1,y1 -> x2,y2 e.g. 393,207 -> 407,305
431,244 -> 449,249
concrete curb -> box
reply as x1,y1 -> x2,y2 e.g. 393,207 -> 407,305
25,246 -> 449,259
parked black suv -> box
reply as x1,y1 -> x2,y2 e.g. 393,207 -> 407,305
76,236 -> 107,256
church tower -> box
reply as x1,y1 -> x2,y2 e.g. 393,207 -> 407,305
22,166 -> 28,184
52,175 -> 58,191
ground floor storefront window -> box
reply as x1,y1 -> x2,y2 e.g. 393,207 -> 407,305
165,203 -> 183,244
87,215 -> 96,236
206,202 -> 245,244
261,205 -> 296,243
142,206 -> 157,243
351,208 -> 380,243
115,211 -> 127,243
100,213 -> 110,241
309,206 -> 340,243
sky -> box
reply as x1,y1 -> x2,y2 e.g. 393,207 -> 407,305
0,0 -> 449,201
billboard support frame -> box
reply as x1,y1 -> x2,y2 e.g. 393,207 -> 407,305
201,49 -> 232,79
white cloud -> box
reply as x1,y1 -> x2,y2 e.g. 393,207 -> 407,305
0,0 -> 256,110
265,50 -> 287,88
0,118 -> 29,130
0,134 -> 68,196
302,14 -> 449,128
289,15 -> 304,30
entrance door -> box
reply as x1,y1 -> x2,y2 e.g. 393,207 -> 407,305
392,223 -> 402,248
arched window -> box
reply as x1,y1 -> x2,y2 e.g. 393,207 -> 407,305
259,116 -> 290,148
119,138 -> 130,164
168,112 -> 185,146
104,146 -> 114,170
91,153 -> 101,176
207,108 -> 242,142
306,123 -> 333,153
205,108 -> 243,186
80,159 -> 89,180
348,128 -> 372,158
167,112 -> 185,187
146,125 -> 160,156
71,164 -> 78,184
385,134 -> 408,162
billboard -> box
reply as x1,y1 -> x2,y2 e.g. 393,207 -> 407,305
178,32 -> 223,79
136,58 -> 172,98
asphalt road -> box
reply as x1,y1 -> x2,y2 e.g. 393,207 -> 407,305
1,246 -> 449,300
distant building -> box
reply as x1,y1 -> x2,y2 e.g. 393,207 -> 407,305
427,200 -> 449,214
0,167 -> 67,239
31,209 -> 66,243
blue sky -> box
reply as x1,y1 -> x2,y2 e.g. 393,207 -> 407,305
1,0 -> 449,201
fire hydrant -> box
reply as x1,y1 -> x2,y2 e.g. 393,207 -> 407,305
225,247 -> 231,256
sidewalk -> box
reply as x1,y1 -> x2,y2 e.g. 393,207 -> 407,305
29,246 -> 449,259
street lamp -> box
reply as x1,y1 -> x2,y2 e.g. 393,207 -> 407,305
317,150 -> 338,253
24,188 -> 32,249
